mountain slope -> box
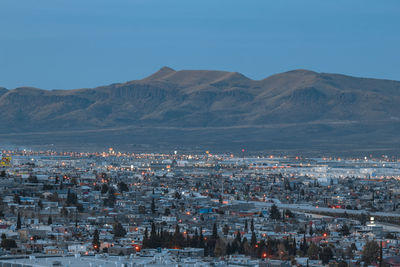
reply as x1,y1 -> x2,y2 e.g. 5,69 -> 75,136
1,68 -> 400,154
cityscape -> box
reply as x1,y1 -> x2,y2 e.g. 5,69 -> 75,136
0,149 -> 400,266
1,0 -> 400,266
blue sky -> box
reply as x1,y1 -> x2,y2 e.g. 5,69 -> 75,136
0,0 -> 399,89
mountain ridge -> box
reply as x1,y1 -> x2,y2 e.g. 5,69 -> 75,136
1,68 -> 399,154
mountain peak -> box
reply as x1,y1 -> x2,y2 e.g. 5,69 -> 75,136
285,69 -> 317,75
142,66 -> 176,81
159,66 -> 175,72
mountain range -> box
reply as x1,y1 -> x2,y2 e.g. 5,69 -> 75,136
1,67 -> 400,155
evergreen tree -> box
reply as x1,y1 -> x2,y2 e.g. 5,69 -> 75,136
301,233 -> 308,255
307,242 -> 319,260
320,246 -> 333,264
269,204 -> 281,220
173,224 -> 184,248
101,183 -> 109,194
14,194 -> 21,205
16,213 -> 21,230
151,198 -> 156,214
92,229 -> 100,252
164,208 -> 170,216
142,227 -> 149,248
38,199 -> 43,210
362,240 -> 380,265
113,222 -> 127,238
192,229 -> 199,247
340,224 -> 350,236
223,224 -> 229,236
1,236 -> 17,250
104,188 -> 116,208
199,227 -> 205,248
214,238 -> 226,257
212,223 -> 218,239
66,189 -> 77,206
251,231 -> 257,247
292,238 -> 297,256
250,218 -> 254,232
244,220 -> 248,232
118,181 -> 129,193
47,216 -> 52,225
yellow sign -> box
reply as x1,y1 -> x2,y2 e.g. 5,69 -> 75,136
0,156 -> 11,167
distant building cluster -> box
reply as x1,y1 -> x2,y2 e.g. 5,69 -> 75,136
0,149 -> 400,266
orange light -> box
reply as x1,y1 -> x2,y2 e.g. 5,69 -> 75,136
262,252 -> 267,258
323,233 -> 327,237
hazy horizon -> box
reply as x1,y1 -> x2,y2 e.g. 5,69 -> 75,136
1,0 -> 399,90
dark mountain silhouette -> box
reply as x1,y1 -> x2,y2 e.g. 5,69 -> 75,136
1,67 -> 400,154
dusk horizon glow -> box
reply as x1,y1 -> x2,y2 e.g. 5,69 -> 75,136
1,0 -> 399,89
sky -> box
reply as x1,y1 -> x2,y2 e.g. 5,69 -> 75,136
0,0 -> 399,89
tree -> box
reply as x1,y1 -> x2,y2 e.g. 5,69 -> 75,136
1,237 -> 17,250
16,213 -> 21,230
340,224 -> 350,236
38,199 -> 43,210
199,227 -> 205,248
101,183 -> 109,194
173,224 -> 184,248
164,208 -> 170,216
320,246 -> 333,264
214,238 -> 226,257
360,213 -> 368,226
142,227 -> 150,248
191,229 -> 199,248
118,181 -> 129,193
269,204 -> 281,220
307,242 -> 319,260
113,222 -> 126,238
92,229 -> 100,252
223,224 -> 229,236
104,188 -> 116,208
48,216 -> 53,225
212,223 -> 218,240
48,192 -> 59,202
244,220 -> 248,232
66,189 -> 77,206
138,205 -> 146,214
345,245 -> 354,259
174,191 -> 181,200
61,207 -> 69,217
285,209 -> 294,218
362,240 -> 380,265
250,218 -> 254,232
151,198 -> 156,214
251,231 -> 257,247
28,174 -> 38,183
14,194 -> 21,205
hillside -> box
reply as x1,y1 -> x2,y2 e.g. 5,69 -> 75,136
1,67 -> 400,154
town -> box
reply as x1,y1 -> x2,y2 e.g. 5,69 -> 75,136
0,149 -> 400,267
